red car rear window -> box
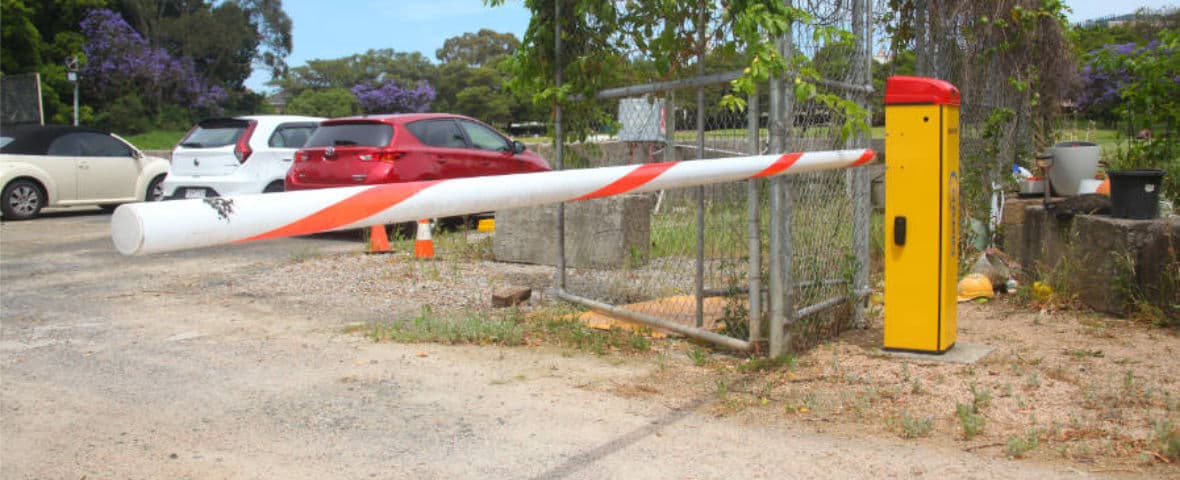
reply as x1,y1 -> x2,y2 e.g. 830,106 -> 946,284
306,123 -> 393,148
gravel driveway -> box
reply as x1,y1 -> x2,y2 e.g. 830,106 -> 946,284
1,209 -> 1110,479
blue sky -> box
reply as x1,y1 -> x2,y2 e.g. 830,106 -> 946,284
245,0 -> 1178,93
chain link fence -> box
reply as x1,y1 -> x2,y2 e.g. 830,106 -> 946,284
545,0 -> 876,355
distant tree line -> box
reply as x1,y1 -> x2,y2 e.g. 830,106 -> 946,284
0,2 -> 549,133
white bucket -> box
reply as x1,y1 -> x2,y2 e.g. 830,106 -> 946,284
1049,141 -> 1100,196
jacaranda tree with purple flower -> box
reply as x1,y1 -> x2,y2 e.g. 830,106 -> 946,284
80,8 -> 225,131
1082,28 -> 1180,200
351,80 -> 436,114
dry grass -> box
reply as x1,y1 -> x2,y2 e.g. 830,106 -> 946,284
588,300 -> 1180,476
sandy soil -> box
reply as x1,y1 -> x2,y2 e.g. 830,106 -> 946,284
1,210 -> 1177,479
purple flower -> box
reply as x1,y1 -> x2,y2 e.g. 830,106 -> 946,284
80,8 -> 225,113
351,80 -> 436,114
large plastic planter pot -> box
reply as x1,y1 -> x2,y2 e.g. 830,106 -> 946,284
1048,141 -> 1100,196
1109,169 -> 1166,219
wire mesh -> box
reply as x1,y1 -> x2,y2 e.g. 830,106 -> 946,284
549,0 -> 874,353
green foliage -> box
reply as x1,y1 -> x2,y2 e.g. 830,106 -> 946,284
1110,245 -> 1180,328
94,93 -> 153,133
896,411 -> 935,438
123,129 -> 189,150
435,28 -> 520,67
1069,7 -> 1180,58
273,49 -> 437,98
686,348 -> 710,366
364,306 -> 527,345
1,0 -> 108,123
1088,29 -> 1180,200
285,87 -> 361,118
955,402 -> 987,439
738,353 -> 797,372
492,1 -> 870,144
1006,430 -> 1040,458
2,0 -> 289,128
1154,419 -> 1180,461
970,383 -> 993,411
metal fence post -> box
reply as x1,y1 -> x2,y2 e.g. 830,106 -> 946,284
554,0 -> 566,290
747,89 -> 763,348
694,0 -> 707,328
850,0 -> 872,328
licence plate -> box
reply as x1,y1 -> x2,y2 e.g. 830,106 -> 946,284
185,188 -> 206,199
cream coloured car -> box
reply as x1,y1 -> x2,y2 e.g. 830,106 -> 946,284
0,124 -> 170,220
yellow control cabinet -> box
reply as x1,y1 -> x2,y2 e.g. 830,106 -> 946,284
883,76 -> 961,353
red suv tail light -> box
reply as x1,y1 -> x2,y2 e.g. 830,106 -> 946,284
234,120 -> 258,163
376,151 -> 405,162
295,151 -> 308,162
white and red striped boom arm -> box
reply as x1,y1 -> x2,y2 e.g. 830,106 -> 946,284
111,149 -> 875,255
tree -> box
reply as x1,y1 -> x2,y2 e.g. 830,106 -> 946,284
80,8 -> 224,131
232,0 -> 294,80
351,81 -> 435,114
435,28 -> 520,67
272,49 -> 436,97
490,0 -> 870,142
155,2 -> 258,89
116,0 -> 293,84
284,87 -> 360,117
1069,7 -> 1180,56
0,0 -> 107,124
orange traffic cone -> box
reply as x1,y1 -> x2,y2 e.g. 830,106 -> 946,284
414,219 -> 434,259
367,224 -> 391,254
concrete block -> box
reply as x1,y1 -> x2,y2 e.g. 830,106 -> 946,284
493,194 -> 655,268
1017,207 -> 1179,316
492,286 -> 532,308
1001,196 -> 1043,226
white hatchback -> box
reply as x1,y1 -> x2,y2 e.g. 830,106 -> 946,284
162,115 -> 324,199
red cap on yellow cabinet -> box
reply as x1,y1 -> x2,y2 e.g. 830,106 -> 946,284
884,76 -> 960,106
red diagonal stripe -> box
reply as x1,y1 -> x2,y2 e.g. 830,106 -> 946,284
751,152 -> 802,178
574,162 -> 676,201
850,149 -> 876,167
236,181 -> 441,243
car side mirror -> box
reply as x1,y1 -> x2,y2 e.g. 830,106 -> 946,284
512,140 -> 526,154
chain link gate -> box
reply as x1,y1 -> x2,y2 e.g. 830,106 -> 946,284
547,0 -> 877,355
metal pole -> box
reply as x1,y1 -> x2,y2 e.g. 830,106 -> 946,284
694,0 -> 706,328
771,16 -> 799,357
73,81 -> 79,127
746,88 -> 763,349
766,38 -> 785,357
555,0 -> 566,290
745,88 -> 764,346
850,0 -> 872,329
556,290 -> 751,351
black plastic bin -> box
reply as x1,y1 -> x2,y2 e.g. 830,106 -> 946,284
1109,169 -> 1166,219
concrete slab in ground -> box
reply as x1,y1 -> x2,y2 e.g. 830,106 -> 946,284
880,342 -> 994,364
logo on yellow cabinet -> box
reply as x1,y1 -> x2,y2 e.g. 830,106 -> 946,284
948,170 -> 960,258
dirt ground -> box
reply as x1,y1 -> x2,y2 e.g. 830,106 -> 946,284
1,210 -> 1178,479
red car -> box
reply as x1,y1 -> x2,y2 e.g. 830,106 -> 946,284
286,113 -> 550,191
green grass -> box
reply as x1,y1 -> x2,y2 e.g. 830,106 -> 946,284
123,130 -> 188,151
347,304 -> 657,356
1058,122 -> 1121,161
